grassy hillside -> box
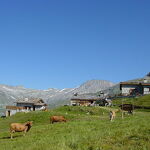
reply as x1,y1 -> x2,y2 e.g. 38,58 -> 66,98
0,106 -> 150,150
112,94 -> 150,107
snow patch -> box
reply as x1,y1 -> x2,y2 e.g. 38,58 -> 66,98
2,86 -> 14,92
10,96 -> 16,100
59,89 -> 67,92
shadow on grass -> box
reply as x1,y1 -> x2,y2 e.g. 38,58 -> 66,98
0,135 -> 23,140
128,135 -> 149,141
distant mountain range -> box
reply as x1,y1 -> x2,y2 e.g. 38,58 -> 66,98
1,73 -> 149,112
0,80 -> 115,109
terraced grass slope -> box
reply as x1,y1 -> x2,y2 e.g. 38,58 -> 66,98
112,94 -> 150,107
0,106 -> 150,150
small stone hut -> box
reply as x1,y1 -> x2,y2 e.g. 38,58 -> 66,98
6,98 -> 47,117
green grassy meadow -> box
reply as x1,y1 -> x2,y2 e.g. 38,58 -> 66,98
0,105 -> 150,150
112,94 -> 150,107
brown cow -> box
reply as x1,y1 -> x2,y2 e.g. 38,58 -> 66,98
109,111 -> 116,121
119,104 -> 133,114
10,121 -> 33,139
50,116 -> 67,124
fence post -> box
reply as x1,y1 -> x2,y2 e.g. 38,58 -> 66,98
121,98 -> 124,119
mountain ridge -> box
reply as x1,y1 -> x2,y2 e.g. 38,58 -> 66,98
0,80 -> 115,109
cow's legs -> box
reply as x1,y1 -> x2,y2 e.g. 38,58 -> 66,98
110,115 -> 112,121
23,130 -> 27,136
109,112 -> 113,121
10,131 -> 14,139
10,133 -> 13,139
111,116 -> 114,121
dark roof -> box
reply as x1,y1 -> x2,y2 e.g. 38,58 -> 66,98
120,82 -> 150,86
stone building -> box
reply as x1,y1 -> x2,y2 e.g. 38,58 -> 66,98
120,73 -> 150,96
6,98 -> 47,117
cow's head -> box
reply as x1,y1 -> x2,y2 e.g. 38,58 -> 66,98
25,121 -> 33,132
25,121 -> 33,127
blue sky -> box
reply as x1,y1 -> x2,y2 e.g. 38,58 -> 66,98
0,0 -> 150,89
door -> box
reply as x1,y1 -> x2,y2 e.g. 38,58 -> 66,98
33,106 -> 35,111
8,110 -> 11,116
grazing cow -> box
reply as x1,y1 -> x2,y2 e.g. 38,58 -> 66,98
50,116 -> 67,124
10,121 -> 33,139
119,104 -> 133,114
109,111 -> 116,121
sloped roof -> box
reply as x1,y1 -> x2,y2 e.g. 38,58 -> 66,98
71,94 -> 102,101
15,98 -> 47,105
